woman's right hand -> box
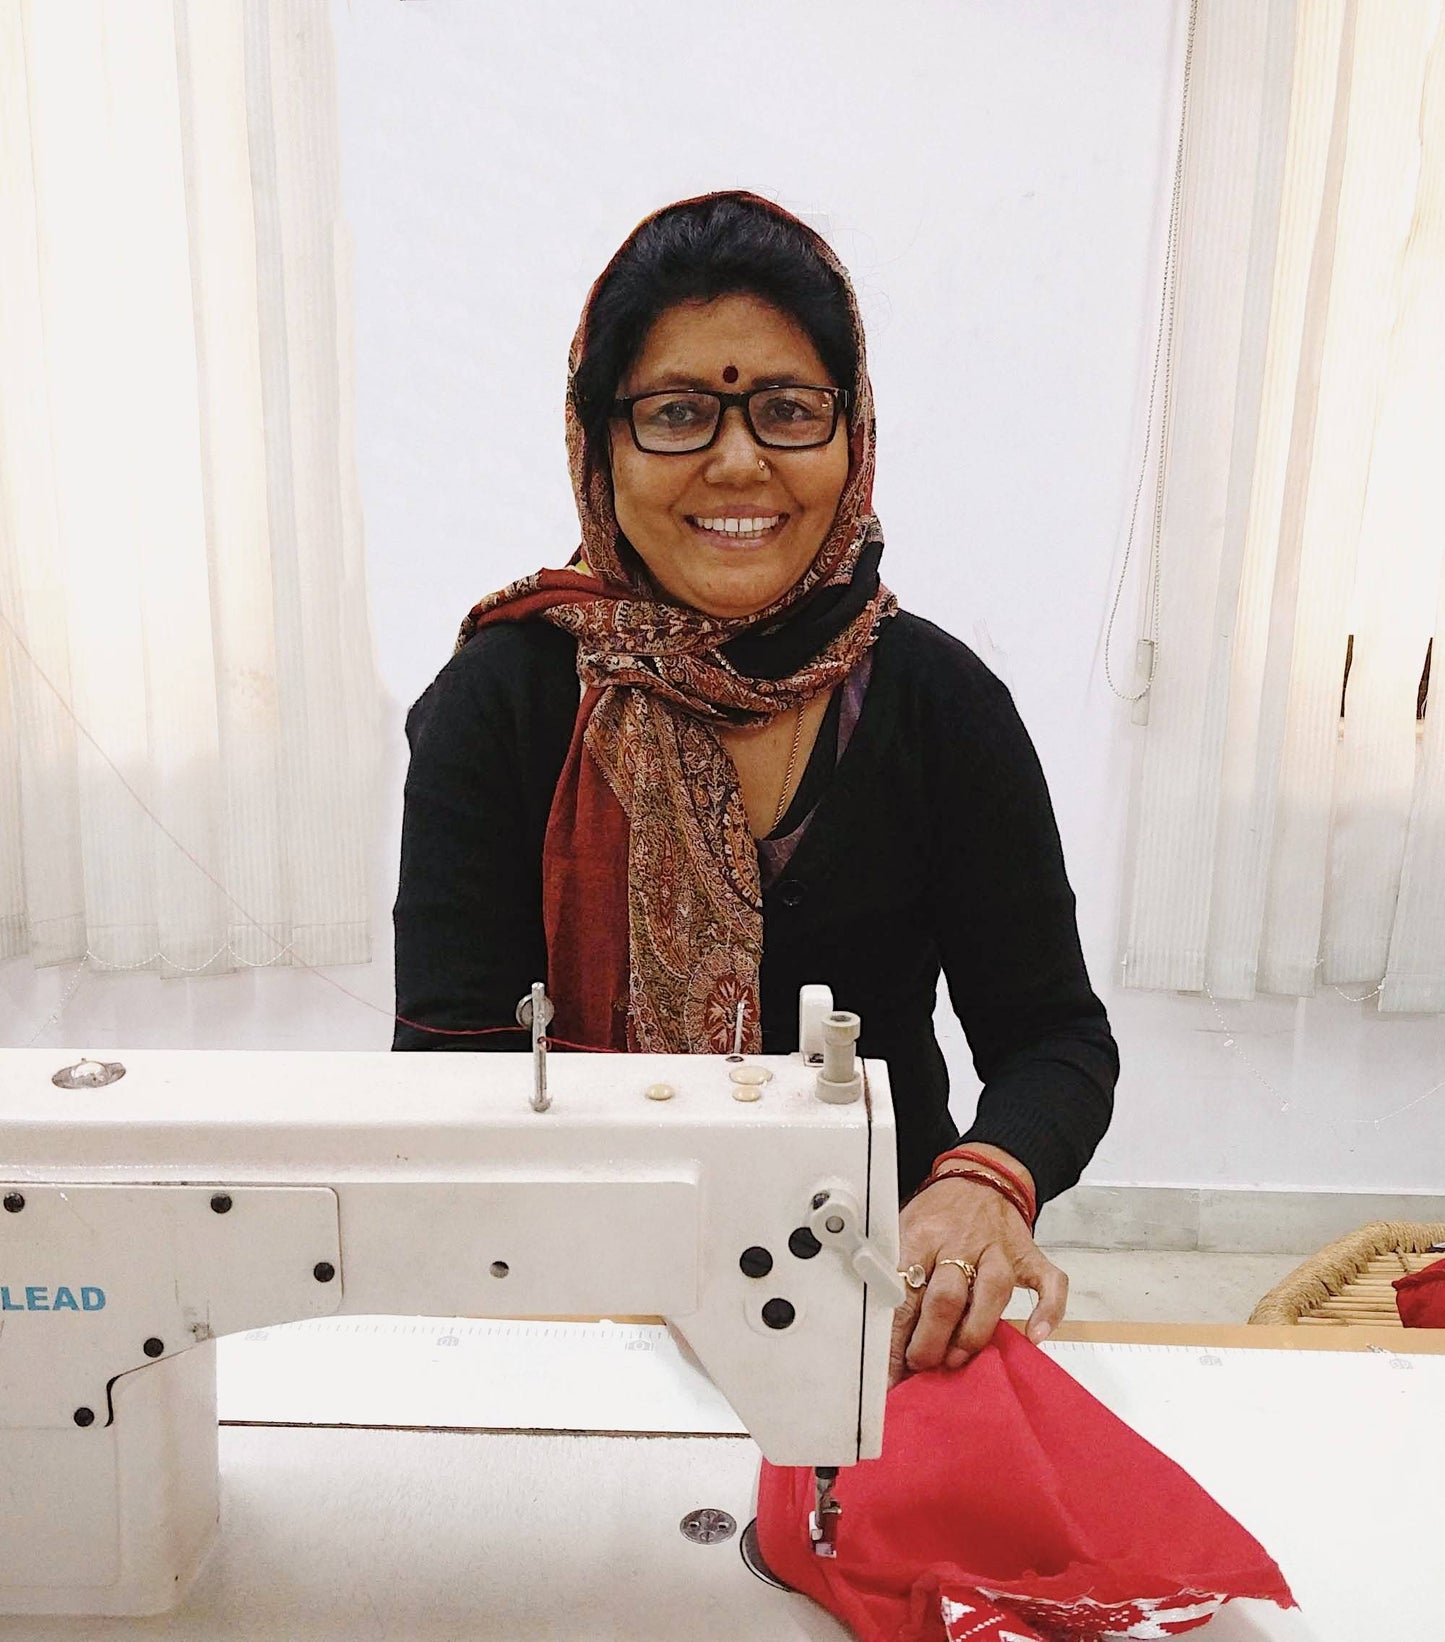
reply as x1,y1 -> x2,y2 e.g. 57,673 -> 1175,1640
889,1174 -> 1067,1386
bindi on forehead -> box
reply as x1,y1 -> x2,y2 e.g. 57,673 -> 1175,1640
721,364 -> 739,383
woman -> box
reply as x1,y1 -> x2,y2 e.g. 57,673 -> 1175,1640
393,190 -> 1118,1385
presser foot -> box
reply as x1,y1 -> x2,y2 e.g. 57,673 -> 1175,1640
809,1466 -> 842,1557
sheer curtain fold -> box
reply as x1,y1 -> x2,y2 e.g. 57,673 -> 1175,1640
1380,15 -> 1445,1012
1124,0 -> 1445,1014
1123,0 -> 1299,996
0,0 -> 378,981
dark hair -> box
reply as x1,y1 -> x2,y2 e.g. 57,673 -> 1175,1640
571,195 -> 857,472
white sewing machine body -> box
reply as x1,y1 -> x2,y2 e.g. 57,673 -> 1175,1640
0,996 -> 897,1617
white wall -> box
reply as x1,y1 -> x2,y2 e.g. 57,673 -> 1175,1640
3,0 -> 1442,1191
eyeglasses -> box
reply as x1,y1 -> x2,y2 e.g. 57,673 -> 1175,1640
611,386 -> 849,454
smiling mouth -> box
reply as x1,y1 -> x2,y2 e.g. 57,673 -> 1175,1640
687,513 -> 787,542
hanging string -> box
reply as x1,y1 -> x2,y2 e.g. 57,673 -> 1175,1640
7,574 -> 1441,1097
8,574 -> 1441,1107
0,602 -> 616,1052
24,960 -> 88,1048
1103,0 -> 1200,706
1203,977 -> 1445,1128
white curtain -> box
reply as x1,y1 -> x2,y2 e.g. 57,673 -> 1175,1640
1123,0 -> 1445,1013
0,0 -> 378,979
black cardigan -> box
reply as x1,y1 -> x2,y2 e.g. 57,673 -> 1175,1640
392,610 -> 1117,1204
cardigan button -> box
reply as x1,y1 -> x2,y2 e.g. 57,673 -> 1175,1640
776,879 -> 805,908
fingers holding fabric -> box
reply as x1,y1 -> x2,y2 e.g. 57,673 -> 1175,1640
938,1247 -> 1014,1366
901,1255 -> 974,1374
888,1267 -> 927,1387
892,1172 -> 1069,1381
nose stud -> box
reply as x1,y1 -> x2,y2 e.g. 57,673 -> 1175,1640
757,457 -> 770,476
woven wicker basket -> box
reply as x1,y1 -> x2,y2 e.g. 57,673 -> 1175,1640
1249,1220 -> 1445,1326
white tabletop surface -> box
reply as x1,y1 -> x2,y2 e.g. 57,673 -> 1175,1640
1,1319 -> 1438,1640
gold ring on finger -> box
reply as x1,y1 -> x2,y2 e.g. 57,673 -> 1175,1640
898,1263 -> 929,1291
936,1257 -> 978,1285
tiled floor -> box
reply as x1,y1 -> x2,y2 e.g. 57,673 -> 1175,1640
1001,1249 -> 1314,1326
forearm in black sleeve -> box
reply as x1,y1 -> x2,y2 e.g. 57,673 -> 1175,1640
392,652 -> 548,1053
932,678 -> 1117,1205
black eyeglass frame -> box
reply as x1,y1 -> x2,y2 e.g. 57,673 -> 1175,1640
609,386 -> 851,454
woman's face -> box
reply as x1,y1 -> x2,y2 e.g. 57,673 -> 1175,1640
608,292 -> 850,619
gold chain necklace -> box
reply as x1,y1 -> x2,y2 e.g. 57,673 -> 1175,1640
771,704 -> 806,832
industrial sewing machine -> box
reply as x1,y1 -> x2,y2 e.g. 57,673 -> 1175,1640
0,984 -> 899,1617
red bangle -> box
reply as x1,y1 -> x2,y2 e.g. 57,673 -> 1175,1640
904,1167 -> 1036,1229
932,1168 -> 1034,1226
934,1145 -> 1035,1205
933,1146 -> 1038,1221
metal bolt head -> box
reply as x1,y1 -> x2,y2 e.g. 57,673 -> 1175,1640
313,1261 -> 336,1284
490,1261 -> 509,1278
3,1193 -> 23,1214
680,1507 -> 737,1545
143,1337 -> 165,1359
51,1058 -> 125,1091
73,1407 -> 95,1428
210,1194 -> 232,1214
514,988 -> 555,1029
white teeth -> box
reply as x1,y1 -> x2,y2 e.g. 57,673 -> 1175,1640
693,515 -> 782,535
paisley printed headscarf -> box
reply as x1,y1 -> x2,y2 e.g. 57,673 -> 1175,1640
457,191 -> 897,1053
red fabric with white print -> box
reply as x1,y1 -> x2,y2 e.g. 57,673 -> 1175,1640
756,1325 -> 1294,1641
931,1584 -> 1244,1639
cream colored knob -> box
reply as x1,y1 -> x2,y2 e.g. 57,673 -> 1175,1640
644,1082 -> 676,1102
728,1065 -> 773,1086
815,1010 -> 863,1104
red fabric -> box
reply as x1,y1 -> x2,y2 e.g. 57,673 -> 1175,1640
1394,1254 -> 1445,1327
757,1326 -> 1295,1641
